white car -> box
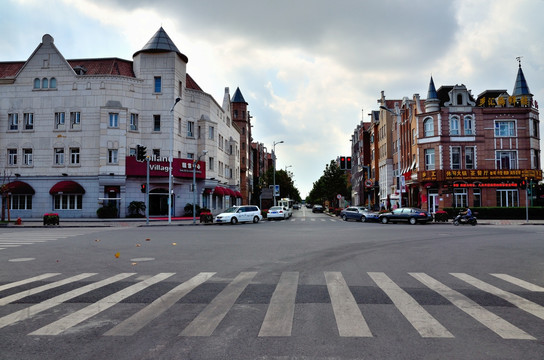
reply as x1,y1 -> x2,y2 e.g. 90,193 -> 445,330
267,206 -> 288,220
214,205 -> 262,224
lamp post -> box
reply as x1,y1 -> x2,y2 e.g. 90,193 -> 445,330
273,140 -> 284,206
168,97 -> 181,224
380,105 -> 402,209
193,150 -> 208,225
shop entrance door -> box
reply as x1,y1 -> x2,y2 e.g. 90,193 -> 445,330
149,188 -> 173,216
428,189 -> 439,214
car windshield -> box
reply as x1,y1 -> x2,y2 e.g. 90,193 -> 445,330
223,207 -> 239,213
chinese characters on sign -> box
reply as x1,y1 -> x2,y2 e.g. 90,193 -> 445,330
418,169 -> 542,182
478,95 -> 538,109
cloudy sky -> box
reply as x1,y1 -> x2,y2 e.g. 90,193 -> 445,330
2,0 -> 543,197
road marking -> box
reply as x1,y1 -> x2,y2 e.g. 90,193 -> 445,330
310,219 -> 315,222
368,272 -> 453,338
0,273 -> 60,292
0,273 -> 97,306
8,258 -> 35,262
30,273 -> 175,336
0,273 -> 135,329
105,272 -> 216,336
180,272 -> 257,336
410,273 -> 535,340
452,273 -> 544,320
490,273 -> 544,292
259,272 -> 299,337
325,272 -> 372,337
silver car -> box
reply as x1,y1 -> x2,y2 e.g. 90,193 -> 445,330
215,205 -> 262,224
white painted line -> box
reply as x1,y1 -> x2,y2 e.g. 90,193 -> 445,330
0,245 -> 21,248
491,274 -> 544,292
105,272 -> 215,336
0,273 -> 60,292
0,273 -> 97,306
180,272 -> 257,336
452,273 -> 544,321
259,272 -> 299,337
8,258 -> 35,262
368,272 -> 453,338
410,273 -> 534,340
29,272 -> 175,335
0,273 -> 135,329
325,272 -> 372,337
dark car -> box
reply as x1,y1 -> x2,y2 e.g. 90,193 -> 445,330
378,207 -> 432,225
312,205 -> 324,213
340,206 -> 379,222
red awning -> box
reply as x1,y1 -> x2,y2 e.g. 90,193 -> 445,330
235,191 -> 242,198
226,188 -> 236,197
213,186 -> 225,196
49,181 -> 86,195
4,181 -> 35,195
203,188 -> 212,195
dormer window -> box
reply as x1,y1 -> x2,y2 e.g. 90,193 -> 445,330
74,66 -> 87,75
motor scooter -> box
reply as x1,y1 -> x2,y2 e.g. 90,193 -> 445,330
453,212 -> 477,226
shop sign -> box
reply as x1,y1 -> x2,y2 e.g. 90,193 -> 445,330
452,182 -> 517,188
478,95 -> 538,109
445,169 -> 542,181
125,156 -> 206,179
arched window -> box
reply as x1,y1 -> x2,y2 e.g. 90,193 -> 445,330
423,118 -> 434,137
49,78 -> 57,88
450,116 -> 460,135
42,78 -> 48,88
464,116 -> 474,135
34,78 -> 40,89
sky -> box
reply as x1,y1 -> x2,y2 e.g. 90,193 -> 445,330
1,0 -> 543,198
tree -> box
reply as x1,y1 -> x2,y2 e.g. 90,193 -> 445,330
306,160 -> 349,206
262,167 -> 302,203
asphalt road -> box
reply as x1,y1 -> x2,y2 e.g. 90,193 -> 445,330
1,207 -> 544,360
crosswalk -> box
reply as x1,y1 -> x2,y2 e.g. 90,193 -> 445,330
0,228 -> 115,250
0,271 -> 543,339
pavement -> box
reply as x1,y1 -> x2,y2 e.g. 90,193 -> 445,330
2,215 -> 544,228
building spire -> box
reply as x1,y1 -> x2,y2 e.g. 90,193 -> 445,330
512,58 -> 531,97
427,76 -> 438,100
424,75 -> 440,112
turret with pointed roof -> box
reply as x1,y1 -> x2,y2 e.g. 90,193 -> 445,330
231,87 -> 248,104
424,76 -> 440,113
512,61 -> 532,100
133,27 -> 188,63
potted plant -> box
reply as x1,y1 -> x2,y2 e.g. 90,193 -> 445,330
43,213 -> 59,225
199,207 -> 213,224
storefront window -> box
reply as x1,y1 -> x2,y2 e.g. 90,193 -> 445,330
473,188 -> 481,207
496,189 -> 518,207
453,188 -> 467,208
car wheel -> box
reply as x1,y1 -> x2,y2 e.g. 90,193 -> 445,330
409,217 -> 417,225
253,216 -> 259,223
381,217 -> 388,224
342,215 -> 347,221
230,217 -> 238,225
361,216 -> 366,223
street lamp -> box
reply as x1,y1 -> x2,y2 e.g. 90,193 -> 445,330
193,150 -> 208,224
380,104 -> 402,209
273,140 -> 284,206
168,97 -> 181,224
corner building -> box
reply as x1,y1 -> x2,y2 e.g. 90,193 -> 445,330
0,28 -> 242,218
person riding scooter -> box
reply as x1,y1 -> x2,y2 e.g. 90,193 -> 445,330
461,207 -> 472,220
453,207 -> 477,226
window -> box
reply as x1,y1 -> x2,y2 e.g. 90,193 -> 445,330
178,118 -> 182,135
451,147 -> 461,169
465,147 -> 475,169
34,78 -> 40,89
423,118 -> 434,137
108,149 -> 118,164
209,126 -> 215,140
473,188 -> 481,207
532,119 -> 539,137
54,148 -> 64,165
42,78 -> 48,88
450,116 -> 460,135
129,113 -> 138,130
70,112 -> 80,128
50,77 -> 57,88
453,189 -> 467,208
10,195 -> 32,210
70,148 -> 80,164
209,157 -> 214,171
187,121 -> 194,137
464,116 -> 474,135
424,148 -> 435,170
109,113 -> 119,128
23,149 -> 33,166
218,135 -> 224,150
8,113 -> 18,130
54,194 -> 82,210
532,149 -> 540,169
154,76 -> 161,93
494,120 -> 515,137
496,151 -> 517,169
55,112 -> 65,128
8,149 -> 17,165
152,149 -> 160,158
496,189 -> 518,207
178,80 -> 183,98
187,153 -> 194,159
153,115 -> 161,131
24,113 -> 34,130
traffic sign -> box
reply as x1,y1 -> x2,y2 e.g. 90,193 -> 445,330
364,179 -> 373,188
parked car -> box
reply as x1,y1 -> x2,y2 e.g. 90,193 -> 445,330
293,203 -> 301,210
340,206 -> 379,222
215,205 -> 262,224
312,205 -> 324,213
267,206 -> 289,220
378,207 -> 432,225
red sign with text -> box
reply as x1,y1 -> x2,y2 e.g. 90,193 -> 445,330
125,156 -> 206,179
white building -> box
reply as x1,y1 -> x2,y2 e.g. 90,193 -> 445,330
0,28 -> 241,218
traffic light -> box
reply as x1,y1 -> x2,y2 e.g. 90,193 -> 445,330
346,157 -> 352,170
339,156 -> 346,170
141,183 -> 147,193
136,145 -> 147,161
519,179 -> 527,190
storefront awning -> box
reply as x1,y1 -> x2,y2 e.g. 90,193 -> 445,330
213,186 -> 225,196
203,188 -> 212,195
235,191 -> 242,198
226,188 -> 236,197
49,180 -> 86,195
4,181 -> 35,195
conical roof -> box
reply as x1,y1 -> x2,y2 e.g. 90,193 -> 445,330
133,27 -> 188,63
231,87 -> 247,104
512,64 -> 531,96
426,76 -> 438,100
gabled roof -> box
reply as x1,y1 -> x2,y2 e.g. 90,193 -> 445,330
133,27 -> 188,63
186,73 -> 203,91
67,58 -> 135,77
231,87 -> 247,104
512,64 -> 531,96
0,61 -> 24,78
